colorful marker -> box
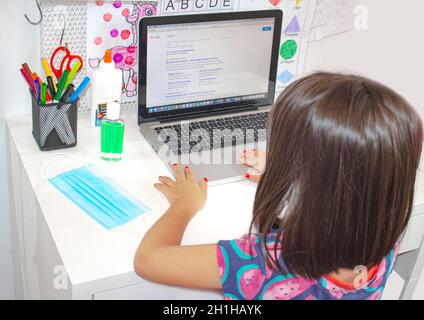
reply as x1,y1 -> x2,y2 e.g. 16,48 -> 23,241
41,57 -> 58,90
54,70 -> 69,102
20,68 -> 36,95
69,76 -> 90,102
41,57 -> 52,77
31,72 -> 43,86
40,82 -> 47,105
22,63 -> 32,78
60,84 -> 74,102
64,60 -> 81,90
34,79 -> 41,103
46,76 -> 56,98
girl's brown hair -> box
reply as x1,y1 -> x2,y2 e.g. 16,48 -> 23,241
252,72 -> 423,279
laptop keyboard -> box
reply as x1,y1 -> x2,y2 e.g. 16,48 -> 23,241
154,112 -> 269,155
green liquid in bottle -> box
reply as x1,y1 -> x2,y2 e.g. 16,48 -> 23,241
101,119 -> 124,161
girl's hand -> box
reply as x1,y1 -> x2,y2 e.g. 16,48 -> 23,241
239,149 -> 266,183
154,164 -> 208,215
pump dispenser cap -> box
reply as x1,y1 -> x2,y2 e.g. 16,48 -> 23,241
104,49 -> 112,64
107,101 -> 121,120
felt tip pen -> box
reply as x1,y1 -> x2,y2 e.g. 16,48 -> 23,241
20,68 -> 36,95
34,79 -> 41,103
32,73 -> 43,94
41,57 -> 57,90
21,65 -> 32,81
64,60 -> 81,90
46,76 -> 56,98
22,63 -> 32,78
41,58 -> 52,77
69,76 -> 90,102
40,82 -> 47,105
32,72 -> 42,82
60,84 -> 74,102
54,70 -> 69,102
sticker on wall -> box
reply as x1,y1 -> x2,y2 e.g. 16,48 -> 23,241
87,1 -> 158,103
280,39 -> 298,60
159,0 -> 236,14
268,0 -> 282,7
284,15 -> 301,34
277,70 -> 295,85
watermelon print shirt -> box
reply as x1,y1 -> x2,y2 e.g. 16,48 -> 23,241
216,233 -> 400,300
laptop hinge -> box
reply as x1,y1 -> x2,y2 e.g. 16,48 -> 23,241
156,105 -> 259,124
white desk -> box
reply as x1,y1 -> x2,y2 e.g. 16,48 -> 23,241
6,110 -> 258,299
6,110 -> 424,299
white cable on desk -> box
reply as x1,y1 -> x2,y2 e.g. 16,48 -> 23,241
40,153 -> 85,180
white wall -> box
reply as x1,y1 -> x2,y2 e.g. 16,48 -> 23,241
0,0 -> 40,299
305,0 -> 424,202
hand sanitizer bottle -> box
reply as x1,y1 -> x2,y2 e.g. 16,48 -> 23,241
101,101 -> 124,161
91,49 -> 122,127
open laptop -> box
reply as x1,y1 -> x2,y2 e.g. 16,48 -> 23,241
138,10 -> 282,184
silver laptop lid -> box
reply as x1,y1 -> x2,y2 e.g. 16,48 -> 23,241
138,10 -> 282,124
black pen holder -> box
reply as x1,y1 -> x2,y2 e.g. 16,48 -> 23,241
31,90 -> 78,151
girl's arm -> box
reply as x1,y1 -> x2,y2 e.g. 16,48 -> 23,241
133,164 -> 222,289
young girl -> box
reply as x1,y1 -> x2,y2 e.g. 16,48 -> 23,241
134,72 -> 423,300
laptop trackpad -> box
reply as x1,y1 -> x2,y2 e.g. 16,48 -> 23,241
164,145 -> 262,185
186,161 -> 246,185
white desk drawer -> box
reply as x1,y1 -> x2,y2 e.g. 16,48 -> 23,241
94,281 -> 223,300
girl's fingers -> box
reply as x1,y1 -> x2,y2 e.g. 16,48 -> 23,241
184,166 -> 195,181
240,159 -> 256,168
199,177 -> 208,195
172,163 -> 185,181
154,183 -> 169,195
158,176 -> 175,187
240,149 -> 259,168
244,172 -> 261,182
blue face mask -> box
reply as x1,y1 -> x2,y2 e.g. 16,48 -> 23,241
48,165 -> 150,230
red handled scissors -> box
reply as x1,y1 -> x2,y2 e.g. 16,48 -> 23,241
50,46 -> 83,80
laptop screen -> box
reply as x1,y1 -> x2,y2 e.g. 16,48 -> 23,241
138,10 -> 282,121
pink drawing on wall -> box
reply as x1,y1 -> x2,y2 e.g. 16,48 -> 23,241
88,1 -> 158,99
